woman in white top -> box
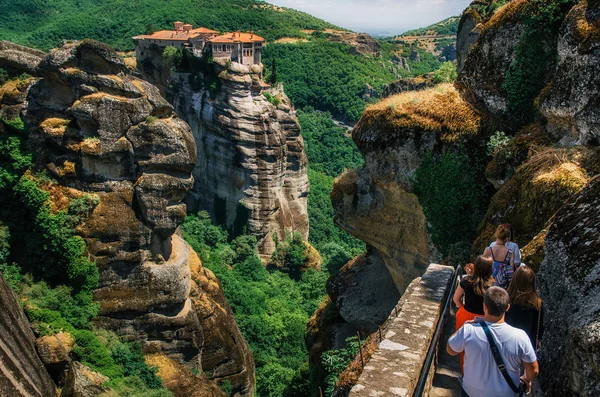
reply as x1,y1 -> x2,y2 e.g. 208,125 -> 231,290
488,223 -> 521,265
483,224 -> 516,289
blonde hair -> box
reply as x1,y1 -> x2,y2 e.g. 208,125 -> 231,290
495,224 -> 511,242
507,265 -> 542,311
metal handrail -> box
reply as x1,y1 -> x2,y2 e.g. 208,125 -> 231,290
414,264 -> 462,396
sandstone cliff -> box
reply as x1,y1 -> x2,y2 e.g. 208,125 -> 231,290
326,32 -> 382,58
332,84 -> 479,294
0,274 -> 57,397
1,40 -> 253,396
166,57 -> 309,257
326,1 -> 600,393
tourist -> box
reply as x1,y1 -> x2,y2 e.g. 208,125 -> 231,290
464,262 -> 474,277
505,265 -> 544,349
489,224 -> 521,265
453,255 -> 494,372
447,287 -> 539,397
483,224 -> 516,289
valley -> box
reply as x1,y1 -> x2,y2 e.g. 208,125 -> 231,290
1,0 -> 598,397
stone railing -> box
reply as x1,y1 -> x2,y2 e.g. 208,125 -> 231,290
334,263 -> 454,397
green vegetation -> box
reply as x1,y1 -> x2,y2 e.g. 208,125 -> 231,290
297,109 -> 365,260
272,231 -> 310,279
0,68 -> 8,85
263,40 -> 397,122
162,46 -> 183,69
502,0 -> 576,125
413,151 -> 487,263
0,0 -> 339,51
321,336 -> 360,395
487,131 -> 511,155
0,78 -> 170,395
433,61 -> 458,83
401,16 -> 460,36
182,212 -> 329,397
263,92 -> 281,107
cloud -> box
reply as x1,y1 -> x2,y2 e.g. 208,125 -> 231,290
267,0 -> 472,35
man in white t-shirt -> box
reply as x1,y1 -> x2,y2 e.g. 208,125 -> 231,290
447,287 -> 539,397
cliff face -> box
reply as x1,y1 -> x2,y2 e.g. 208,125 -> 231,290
167,59 -> 309,257
331,84 -> 480,294
0,274 -> 57,397
454,0 -> 600,393
539,0 -> 600,145
538,176 -> 600,396
3,40 -> 253,396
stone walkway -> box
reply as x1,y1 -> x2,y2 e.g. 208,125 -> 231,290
429,306 -> 461,397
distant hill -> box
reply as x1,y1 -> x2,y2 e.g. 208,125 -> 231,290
400,16 -> 460,37
0,0 -> 339,51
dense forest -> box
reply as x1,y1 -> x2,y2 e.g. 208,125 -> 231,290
0,0 -> 339,51
263,40 -> 440,121
0,1 -> 455,395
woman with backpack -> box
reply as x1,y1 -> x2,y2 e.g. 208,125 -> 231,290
453,255 -> 494,372
505,265 -> 544,349
483,224 -> 516,289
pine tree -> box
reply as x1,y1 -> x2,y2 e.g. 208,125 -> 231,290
269,59 -> 278,84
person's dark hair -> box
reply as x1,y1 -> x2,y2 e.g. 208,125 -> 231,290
507,265 -> 542,310
495,224 -> 511,242
466,255 -> 494,296
484,286 -> 510,317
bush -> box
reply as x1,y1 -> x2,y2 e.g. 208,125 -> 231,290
272,231 -> 309,278
320,242 -> 352,274
433,61 -> 458,83
73,329 -> 124,379
111,342 -> 163,388
413,151 -> 486,258
162,46 -> 183,70
321,336 -> 360,395
264,92 -> 281,107
502,0 -> 576,125
487,131 -> 511,155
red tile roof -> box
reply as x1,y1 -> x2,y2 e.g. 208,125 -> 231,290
209,31 -> 265,44
133,27 -> 218,41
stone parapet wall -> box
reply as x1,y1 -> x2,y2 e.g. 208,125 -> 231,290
347,264 -> 454,397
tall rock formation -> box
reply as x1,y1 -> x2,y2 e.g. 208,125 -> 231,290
166,57 -> 309,257
2,40 -> 253,396
0,275 -> 57,397
539,0 -> 600,145
454,0 -> 600,393
538,176 -> 600,396
331,84 -> 480,294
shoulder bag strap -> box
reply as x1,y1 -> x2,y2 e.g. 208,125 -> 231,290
479,321 -> 522,394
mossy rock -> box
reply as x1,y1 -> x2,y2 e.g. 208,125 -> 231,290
473,146 -> 599,256
485,122 -> 552,187
520,225 -> 549,271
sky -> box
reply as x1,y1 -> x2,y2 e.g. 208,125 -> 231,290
266,0 -> 473,37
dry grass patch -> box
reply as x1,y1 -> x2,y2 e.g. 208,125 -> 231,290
361,84 -> 481,142
41,117 -> 70,137
145,353 -> 224,397
473,145 -> 598,256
